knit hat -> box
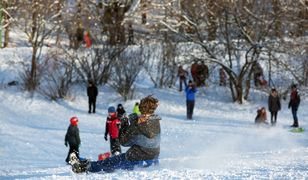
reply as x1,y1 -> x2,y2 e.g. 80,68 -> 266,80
139,95 -> 159,114
108,106 -> 116,113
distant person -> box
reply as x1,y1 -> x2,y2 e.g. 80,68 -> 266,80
83,31 -> 92,48
255,107 -> 268,125
219,68 -> 227,86
190,61 -> 198,83
268,88 -> 281,126
197,61 -> 209,86
104,106 -> 121,156
87,80 -> 98,113
133,102 -> 141,115
116,104 -> 126,119
65,116 -> 81,164
288,85 -> 301,127
69,95 -> 161,173
177,65 -> 188,92
185,80 -> 197,120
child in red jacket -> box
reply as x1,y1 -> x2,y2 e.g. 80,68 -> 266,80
104,106 -> 121,155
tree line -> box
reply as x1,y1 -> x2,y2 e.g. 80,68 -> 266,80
0,0 -> 307,103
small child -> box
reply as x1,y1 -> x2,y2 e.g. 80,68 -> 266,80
65,116 -> 81,163
104,106 -> 121,155
255,107 -> 268,125
133,102 -> 141,115
116,103 -> 126,119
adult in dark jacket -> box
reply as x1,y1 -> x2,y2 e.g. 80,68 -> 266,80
185,80 -> 197,120
268,88 -> 281,126
87,80 -> 98,113
69,95 -> 161,173
65,117 -> 81,163
288,85 -> 301,127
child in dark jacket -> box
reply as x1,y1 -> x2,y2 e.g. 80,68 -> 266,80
65,116 -> 81,163
116,104 -> 126,119
104,106 -> 121,155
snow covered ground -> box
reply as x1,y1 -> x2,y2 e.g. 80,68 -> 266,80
0,48 -> 307,179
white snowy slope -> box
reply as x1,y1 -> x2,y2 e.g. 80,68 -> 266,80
0,47 -> 307,179
0,83 -> 307,179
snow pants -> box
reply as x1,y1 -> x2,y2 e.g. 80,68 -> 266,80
110,138 -> 121,155
88,153 -> 159,173
186,100 -> 195,120
88,97 -> 96,113
291,107 -> 299,126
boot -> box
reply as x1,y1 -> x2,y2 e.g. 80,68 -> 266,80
69,152 -> 89,173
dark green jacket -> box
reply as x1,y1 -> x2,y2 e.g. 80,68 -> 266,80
65,125 -> 80,147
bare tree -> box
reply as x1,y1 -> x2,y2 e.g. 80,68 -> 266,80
38,49 -> 74,100
109,45 -> 146,101
17,0 -> 60,91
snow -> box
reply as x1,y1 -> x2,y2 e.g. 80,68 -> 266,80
0,49 -> 308,179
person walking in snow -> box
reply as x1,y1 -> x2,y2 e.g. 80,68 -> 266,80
177,65 -> 188,92
65,116 -> 81,163
288,84 -> 301,127
255,107 -> 268,125
69,95 -> 161,173
104,106 -> 122,156
185,80 -> 197,120
219,68 -> 227,86
116,104 -> 126,119
87,80 -> 98,114
268,88 -> 281,126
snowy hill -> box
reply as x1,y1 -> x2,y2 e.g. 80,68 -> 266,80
0,77 -> 307,179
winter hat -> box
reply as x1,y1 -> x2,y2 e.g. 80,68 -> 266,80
70,116 -> 78,126
139,95 -> 159,114
108,106 -> 116,113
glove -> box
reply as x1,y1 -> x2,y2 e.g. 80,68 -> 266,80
65,142 -> 68,147
104,135 -> 108,141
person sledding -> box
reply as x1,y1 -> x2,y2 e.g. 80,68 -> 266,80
69,95 -> 161,173
104,106 -> 122,156
254,107 -> 268,125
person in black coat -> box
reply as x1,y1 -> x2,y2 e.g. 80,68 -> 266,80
268,88 -> 281,126
116,104 -> 126,119
288,85 -> 301,127
65,117 -> 81,163
87,80 -> 98,113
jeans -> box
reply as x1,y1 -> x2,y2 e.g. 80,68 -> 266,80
88,153 -> 159,173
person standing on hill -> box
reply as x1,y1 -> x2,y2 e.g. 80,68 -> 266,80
177,65 -> 188,92
104,106 -> 122,155
288,85 -> 301,127
268,88 -> 281,126
87,80 -> 98,114
65,116 -> 81,164
185,80 -> 197,120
